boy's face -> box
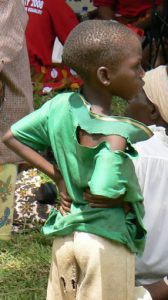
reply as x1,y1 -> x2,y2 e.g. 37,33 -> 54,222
109,39 -> 144,100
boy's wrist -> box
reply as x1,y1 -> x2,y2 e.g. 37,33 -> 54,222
52,165 -> 62,182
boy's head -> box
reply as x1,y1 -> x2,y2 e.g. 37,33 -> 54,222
63,20 -> 144,99
126,66 -> 168,127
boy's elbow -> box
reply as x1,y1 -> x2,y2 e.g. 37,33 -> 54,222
2,130 -> 14,145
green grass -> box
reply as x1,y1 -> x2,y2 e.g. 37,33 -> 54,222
0,230 -> 52,300
33,88 -> 127,116
33,89 -> 58,110
111,96 -> 127,116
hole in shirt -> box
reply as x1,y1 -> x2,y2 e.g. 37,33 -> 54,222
76,126 -> 127,152
76,126 -> 107,148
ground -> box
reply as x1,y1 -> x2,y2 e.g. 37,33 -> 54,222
0,230 -> 52,300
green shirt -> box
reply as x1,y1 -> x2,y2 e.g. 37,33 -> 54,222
11,92 -> 153,255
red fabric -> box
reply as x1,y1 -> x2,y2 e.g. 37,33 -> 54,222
93,0 -> 163,17
24,0 -> 79,66
126,24 -> 144,37
32,63 -> 83,94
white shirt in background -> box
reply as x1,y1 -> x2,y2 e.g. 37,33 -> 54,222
134,125 -> 168,285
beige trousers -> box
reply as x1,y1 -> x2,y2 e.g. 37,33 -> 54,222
0,164 -> 17,240
47,232 -> 135,300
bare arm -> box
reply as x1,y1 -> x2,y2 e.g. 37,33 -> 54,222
3,130 -> 62,182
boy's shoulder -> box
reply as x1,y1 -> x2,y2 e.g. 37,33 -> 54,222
69,93 -> 153,144
46,91 -> 75,112
107,115 -> 153,144
50,91 -> 75,105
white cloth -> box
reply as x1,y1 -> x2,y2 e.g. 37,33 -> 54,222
52,37 -> 63,63
143,65 -> 168,123
135,287 -> 152,300
134,125 -> 168,285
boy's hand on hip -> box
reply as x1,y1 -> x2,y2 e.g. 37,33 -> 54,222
57,177 -> 72,215
84,189 -> 130,213
59,192 -> 72,215
84,188 -> 123,208
59,187 -> 129,215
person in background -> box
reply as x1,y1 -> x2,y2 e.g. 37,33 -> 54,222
23,0 -> 82,94
93,0 -> 163,30
0,0 -> 33,240
93,0 -> 164,69
126,65 -> 168,300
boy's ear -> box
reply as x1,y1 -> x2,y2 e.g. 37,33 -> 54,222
97,66 -> 111,86
149,103 -> 160,121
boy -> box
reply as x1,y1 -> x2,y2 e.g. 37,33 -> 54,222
3,20 -> 152,299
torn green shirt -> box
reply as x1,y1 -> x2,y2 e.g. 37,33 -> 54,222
11,92 -> 153,255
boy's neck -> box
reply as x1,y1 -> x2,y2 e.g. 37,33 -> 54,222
81,84 -> 112,116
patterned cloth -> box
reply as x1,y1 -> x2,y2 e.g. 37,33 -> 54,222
0,164 -> 17,240
0,0 -> 33,164
31,63 -> 83,95
13,169 -> 56,232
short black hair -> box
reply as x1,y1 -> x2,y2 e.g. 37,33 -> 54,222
63,20 -> 139,79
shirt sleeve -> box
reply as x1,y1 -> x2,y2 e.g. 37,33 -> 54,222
47,0 -> 79,44
93,0 -> 114,8
11,100 -> 52,152
88,147 -> 143,202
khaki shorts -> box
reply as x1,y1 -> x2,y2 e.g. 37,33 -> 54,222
47,232 -> 135,300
